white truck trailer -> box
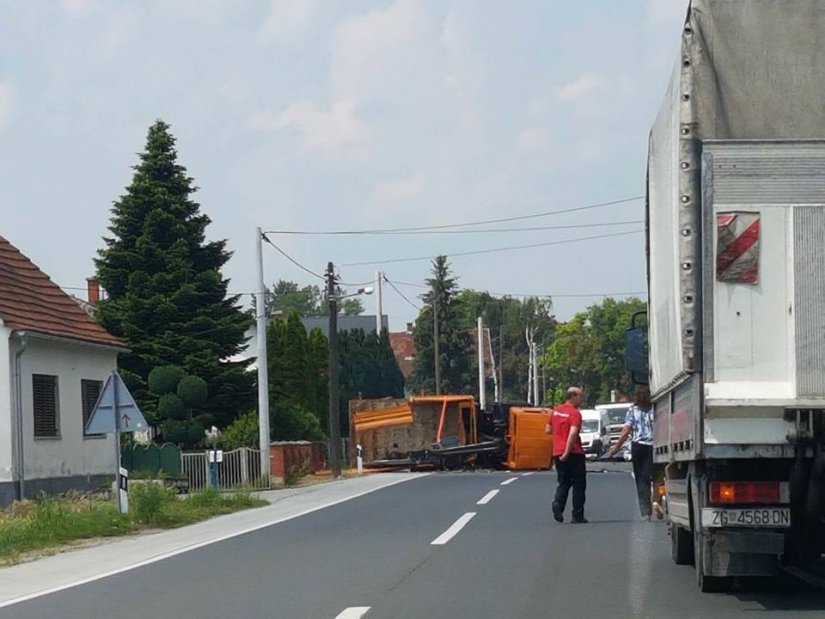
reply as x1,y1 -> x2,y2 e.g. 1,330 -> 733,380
626,0 -> 825,591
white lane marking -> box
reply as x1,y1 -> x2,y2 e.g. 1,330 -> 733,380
477,490 -> 499,505
431,512 -> 477,545
521,472 -> 534,477
501,477 -> 518,486
336,607 -> 371,619
0,476 -> 422,610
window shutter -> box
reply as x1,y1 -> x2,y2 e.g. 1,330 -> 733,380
82,379 -> 103,433
33,374 -> 59,438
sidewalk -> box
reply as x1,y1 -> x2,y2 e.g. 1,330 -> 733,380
0,472 -> 426,609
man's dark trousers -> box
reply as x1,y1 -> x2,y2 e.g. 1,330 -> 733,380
552,453 -> 586,519
631,442 -> 653,517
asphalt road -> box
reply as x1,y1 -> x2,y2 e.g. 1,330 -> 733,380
3,465 -> 824,618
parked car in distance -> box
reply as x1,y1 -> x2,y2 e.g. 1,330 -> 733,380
596,402 -> 632,461
579,409 -> 603,459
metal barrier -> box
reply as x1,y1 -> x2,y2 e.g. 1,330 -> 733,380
181,447 -> 269,491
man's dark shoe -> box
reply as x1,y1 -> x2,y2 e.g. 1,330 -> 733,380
552,503 -> 564,523
571,516 -> 589,524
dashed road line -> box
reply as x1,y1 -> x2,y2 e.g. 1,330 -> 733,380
477,490 -> 500,505
431,512 -> 477,545
501,477 -> 518,486
336,607 -> 370,619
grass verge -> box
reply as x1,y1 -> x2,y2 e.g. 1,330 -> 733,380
0,487 -> 266,566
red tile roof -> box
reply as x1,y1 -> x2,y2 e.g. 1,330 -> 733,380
389,331 -> 416,379
0,235 -> 122,348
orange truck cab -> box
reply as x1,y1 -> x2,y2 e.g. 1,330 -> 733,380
505,407 -> 553,470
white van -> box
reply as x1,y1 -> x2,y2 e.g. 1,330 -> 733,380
579,409 -> 603,459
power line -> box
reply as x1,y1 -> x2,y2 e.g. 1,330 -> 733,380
261,233 -> 325,281
267,219 -> 644,236
264,196 -> 643,235
383,276 -> 421,311
378,220 -> 643,235
385,279 -> 646,299
341,229 -> 643,267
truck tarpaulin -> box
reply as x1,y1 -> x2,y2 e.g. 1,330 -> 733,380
647,0 -> 825,393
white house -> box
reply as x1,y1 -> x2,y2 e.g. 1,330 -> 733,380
0,235 -> 124,505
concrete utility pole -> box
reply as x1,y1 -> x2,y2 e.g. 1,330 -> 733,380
326,262 -> 342,478
533,342 -> 540,406
375,271 -> 383,335
433,291 -> 441,395
255,228 -> 271,483
525,327 -> 533,404
477,316 -> 486,411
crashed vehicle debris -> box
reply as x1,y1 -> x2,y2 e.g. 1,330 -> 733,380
348,396 -> 553,471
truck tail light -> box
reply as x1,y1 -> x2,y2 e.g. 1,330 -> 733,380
709,481 -> 789,505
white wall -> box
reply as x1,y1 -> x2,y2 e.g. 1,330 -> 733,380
16,337 -> 117,481
0,324 -> 13,482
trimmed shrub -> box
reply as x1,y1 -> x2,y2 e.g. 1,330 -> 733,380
158,393 -> 186,420
177,375 -> 208,407
148,366 -> 186,395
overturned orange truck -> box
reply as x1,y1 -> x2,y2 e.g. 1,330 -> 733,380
349,396 -> 553,471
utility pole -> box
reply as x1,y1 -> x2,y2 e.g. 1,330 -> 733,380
375,270 -> 383,335
433,290 -> 441,395
525,327 -> 533,404
498,322 -> 504,401
533,342 -> 540,406
255,228 -> 271,484
477,316 -> 486,411
541,339 -> 547,406
326,262 -> 342,478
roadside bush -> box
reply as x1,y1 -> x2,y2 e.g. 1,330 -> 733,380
222,411 -> 258,449
130,482 -> 177,525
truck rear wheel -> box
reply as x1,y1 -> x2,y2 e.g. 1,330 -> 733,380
671,524 -> 694,565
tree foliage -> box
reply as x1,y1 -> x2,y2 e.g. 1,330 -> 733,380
543,297 -> 646,406
222,410 -> 259,449
337,328 -> 405,435
409,256 -> 473,395
264,311 -> 403,440
95,120 -> 254,431
456,290 -> 555,403
259,279 -> 364,318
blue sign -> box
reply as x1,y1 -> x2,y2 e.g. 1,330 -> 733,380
85,371 -> 149,435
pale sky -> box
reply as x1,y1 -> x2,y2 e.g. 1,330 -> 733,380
1,0 -> 688,330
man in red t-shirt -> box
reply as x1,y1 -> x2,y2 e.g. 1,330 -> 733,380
545,386 -> 587,523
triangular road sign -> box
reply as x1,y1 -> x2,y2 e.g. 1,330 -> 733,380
85,371 -> 149,435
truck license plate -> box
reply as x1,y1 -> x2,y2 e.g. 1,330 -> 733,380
701,507 -> 790,528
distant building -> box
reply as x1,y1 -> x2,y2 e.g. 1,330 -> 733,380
388,323 -> 496,384
301,314 -> 388,338
389,323 -> 416,380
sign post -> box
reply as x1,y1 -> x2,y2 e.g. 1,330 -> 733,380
85,370 -> 149,514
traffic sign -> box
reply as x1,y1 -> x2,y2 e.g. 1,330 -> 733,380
85,371 -> 148,435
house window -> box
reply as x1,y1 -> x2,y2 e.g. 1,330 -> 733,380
33,374 -> 60,438
82,379 -> 103,436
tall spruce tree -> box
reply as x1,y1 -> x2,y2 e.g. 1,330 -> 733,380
409,256 -> 473,394
95,120 -> 254,432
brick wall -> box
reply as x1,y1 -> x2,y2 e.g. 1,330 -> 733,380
270,441 -> 327,483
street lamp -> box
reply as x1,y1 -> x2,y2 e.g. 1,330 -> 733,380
325,263 -> 374,478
